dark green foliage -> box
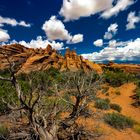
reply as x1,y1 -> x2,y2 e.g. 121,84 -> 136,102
0,80 -> 17,114
104,113 -> 135,129
103,67 -> 136,87
0,68 -> 62,114
110,103 -> 122,112
18,68 -> 62,92
0,69 -> 11,78
95,98 -> 110,110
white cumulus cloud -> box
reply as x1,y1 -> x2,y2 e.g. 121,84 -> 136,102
104,23 -> 118,40
0,29 -> 10,42
70,34 -> 83,44
59,0 -> 135,21
42,16 -> 83,44
42,16 -> 71,41
93,39 -> 103,47
109,40 -> 117,47
82,38 -> 140,62
126,11 -> 140,30
59,0 -> 113,21
0,16 -> 31,27
10,36 -> 65,51
101,0 -> 135,19
109,40 -> 130,47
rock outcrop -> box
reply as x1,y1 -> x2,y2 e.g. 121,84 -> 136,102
0,44 -> 102,74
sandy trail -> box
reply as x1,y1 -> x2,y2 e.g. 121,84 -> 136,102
97,83 -> 140,140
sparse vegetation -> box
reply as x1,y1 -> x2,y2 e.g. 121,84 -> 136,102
95,98 -> 110,110
103,67 -> 136,87
131,79 -> 140,107
95,98 -> 122,112
0,78 -> 17,114
104,112 -> 135,129
110,103 -> 122,112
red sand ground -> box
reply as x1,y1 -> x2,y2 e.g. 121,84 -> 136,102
95,83 -> 140,140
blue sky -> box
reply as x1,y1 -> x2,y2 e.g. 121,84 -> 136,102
0,0 -> 140,63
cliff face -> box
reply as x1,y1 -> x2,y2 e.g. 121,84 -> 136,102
0,44 -> 103,74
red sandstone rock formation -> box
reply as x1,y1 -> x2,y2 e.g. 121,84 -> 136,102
0,44 -> 103,74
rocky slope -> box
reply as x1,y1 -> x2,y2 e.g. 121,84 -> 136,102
0,44 -> 103,74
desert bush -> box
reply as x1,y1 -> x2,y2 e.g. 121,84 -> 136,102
104,112 -> 135,129
103,67 -> 136,87
18,68 -> 62,93
0,69 -> 11,78
0,80 -> 17,114
95,98 -> 110,110
110,103 -> 122,112
132,86 -> 140,107
0,124 -> 9,139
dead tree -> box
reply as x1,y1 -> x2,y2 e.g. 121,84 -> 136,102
0,52 -> 59,140
55,71 -> 102,139
0,49 -> 102,140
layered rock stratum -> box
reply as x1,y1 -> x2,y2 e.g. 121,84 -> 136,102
0,44 -> 103,74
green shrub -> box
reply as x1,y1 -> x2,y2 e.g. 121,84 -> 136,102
95,98 -> 110,110
0,80 -> 17,114
110,103 -> 122,112
0,68 -> 62,114
0,69 -> 11,78
0,124 -> 9,138
131,87 -> 140,107
104,112 -> 135,129
103,68 -> 136,87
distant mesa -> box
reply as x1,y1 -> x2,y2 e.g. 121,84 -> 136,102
0,44 -> 103,74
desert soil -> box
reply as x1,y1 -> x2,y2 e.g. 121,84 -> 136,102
97,83 -> 140,140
